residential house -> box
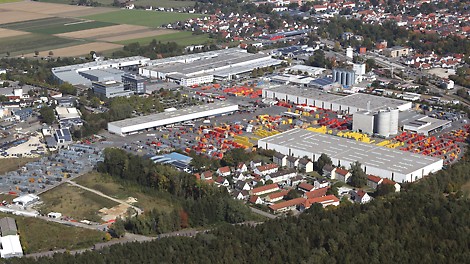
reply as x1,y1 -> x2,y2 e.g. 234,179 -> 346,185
322,164 -> 335,178
298,158 -> 313,173
233,190 -> 249,200
304,187 -> 329,199
250,183 -> 280,196
254,164 -> 278,176
303,195 -> 340,209
290,175 -> 304,187
235,180 -> 251,191
367,175 -> 383,189
298,182 -> 315,193
265,169 -> 297,185
269,197 -> 305,213
216,166 -> 231,177
350,190 -> 371,204
335,168 -> 351,182
236,162 -> 248,173
273,152 -> 287,167
249,195 -> 263,205
215,176 -> 229,187
250,160 -> 262,169
286,156 -> 299,169
313,179 -> 329,189
200,171 -> 213,181
233,172 -> 248,182
381,178 -> 401,192
264,190 -> 289,203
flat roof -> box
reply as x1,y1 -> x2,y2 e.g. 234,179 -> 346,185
109,101 -> 237,128
259,128 -> 441,175
263,85 -> 410,111
403,116 -> 451,132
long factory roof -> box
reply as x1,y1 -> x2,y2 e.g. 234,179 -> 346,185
259,128 -> 442,175
109,101 -> 237,128
263,85 -> 410,111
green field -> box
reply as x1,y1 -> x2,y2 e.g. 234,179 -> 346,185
0,34 -> 83,56
83,9 -> 202,27
0,0 -> 21,3
38,183 -> 119,222
0,17 -> 115,34
40,0 -> 194,7
0,157 -> 39,175
117,31 -> 211,46
75,172 -> 174,213
0,213 -> 105,254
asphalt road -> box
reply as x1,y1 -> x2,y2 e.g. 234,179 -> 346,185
249,206 -> 277,219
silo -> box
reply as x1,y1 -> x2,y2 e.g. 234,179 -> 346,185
389,108 -> 399,135
375,110 -> 391,137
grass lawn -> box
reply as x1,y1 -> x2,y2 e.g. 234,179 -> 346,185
117,31 -> 211,46
0,33 -> 83,56
38,183 -> 119,222
0,212 -> 105,254
0,0 -> 21,3
461,180 -> 470,198
75,172 -> 174,213
83,10 -> 202,28
0,157 -> 39,175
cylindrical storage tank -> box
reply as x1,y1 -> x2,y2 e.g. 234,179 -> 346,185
389,108 -> 399,135
341,72 -> 346,85
375,110 -> 391,137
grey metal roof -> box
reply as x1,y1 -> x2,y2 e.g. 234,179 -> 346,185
0,217 -> 17,236
259,128 -> 441,175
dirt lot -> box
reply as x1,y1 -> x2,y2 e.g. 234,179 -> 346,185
24,42 -> 123,57
97,28 -> 176,42
0,10 -> 51,24
0,1 -> 91,15
56,24 -> 149,39
0,28 -> 29,38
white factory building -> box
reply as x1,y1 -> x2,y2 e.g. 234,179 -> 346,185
108,102 -> 238,136
262,85 -> 412,114
139,48 -> 282,86
52,56 -> 150,86
258,128 -> 443,183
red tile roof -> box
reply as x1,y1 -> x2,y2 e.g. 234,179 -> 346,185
298,182 -> 315,192
256,164 -> 278,172
251,183 -> 279,195
217,166 -> 230,174
335,168 -> 349,176
267,190 -> 289,200
367,175 -> 382,183
306,195 -> 339,207
356,190 -> 367,199
305,187 -> 329,199
269,197 -> 305,211
382,178 -> 397,185
249,195 -> 260,204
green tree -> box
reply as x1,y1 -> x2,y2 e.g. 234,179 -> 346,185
349,161 -> 367,187
315,153 -> 332,173
286,189 -> 300,200
376,183 -> 395,196
39,105 -> 55,125
2,81 -> 9,87
109,218 -> 126,238
59,82 -> 77,95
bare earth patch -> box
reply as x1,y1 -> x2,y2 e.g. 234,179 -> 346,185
98,29 -> 177,42
99,203 -> 130,222
0,1 -> 91,15
0,10 -> 51,24
55,24 -> 149,39
0,28 -> 29,38
24,42 -> 123,57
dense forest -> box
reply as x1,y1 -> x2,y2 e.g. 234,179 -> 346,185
10,145 -> 470,263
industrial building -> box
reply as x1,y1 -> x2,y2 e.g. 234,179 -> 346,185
52,56 -> 150,86
79,68 -> 125,83
399,111 -> 451,136
262,85 -> 412,114
108,102 -> 238,136
92,80 -> 134,98
122,74 -> 146,95
332,68 -> 356,87
353,108 -> 400,137
258,128 -> 443,183
383,46 -> 409,58
139,48 -> 282,86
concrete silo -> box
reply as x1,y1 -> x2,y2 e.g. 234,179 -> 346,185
375,110 -> 391,137
389,108 -> 399,135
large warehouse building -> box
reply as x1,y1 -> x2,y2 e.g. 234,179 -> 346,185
262,85 -> 412,114
52,56 -> 150,86
108,102 -> 238,136
258,128 -> 443,183
139,48 -> 282,86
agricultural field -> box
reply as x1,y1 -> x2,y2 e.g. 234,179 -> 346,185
75,172 -> 174,213
0,213 -> 105,254
38,183 -> 119,223
83,9 -> 202,27
0,17 -> 116,34
40,0 -> 195,8
0,1 -> 207,57
117,30 -> 211,46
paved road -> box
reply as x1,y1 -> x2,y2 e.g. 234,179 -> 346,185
249,206 -> 278,219
67,181 -> 143,215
